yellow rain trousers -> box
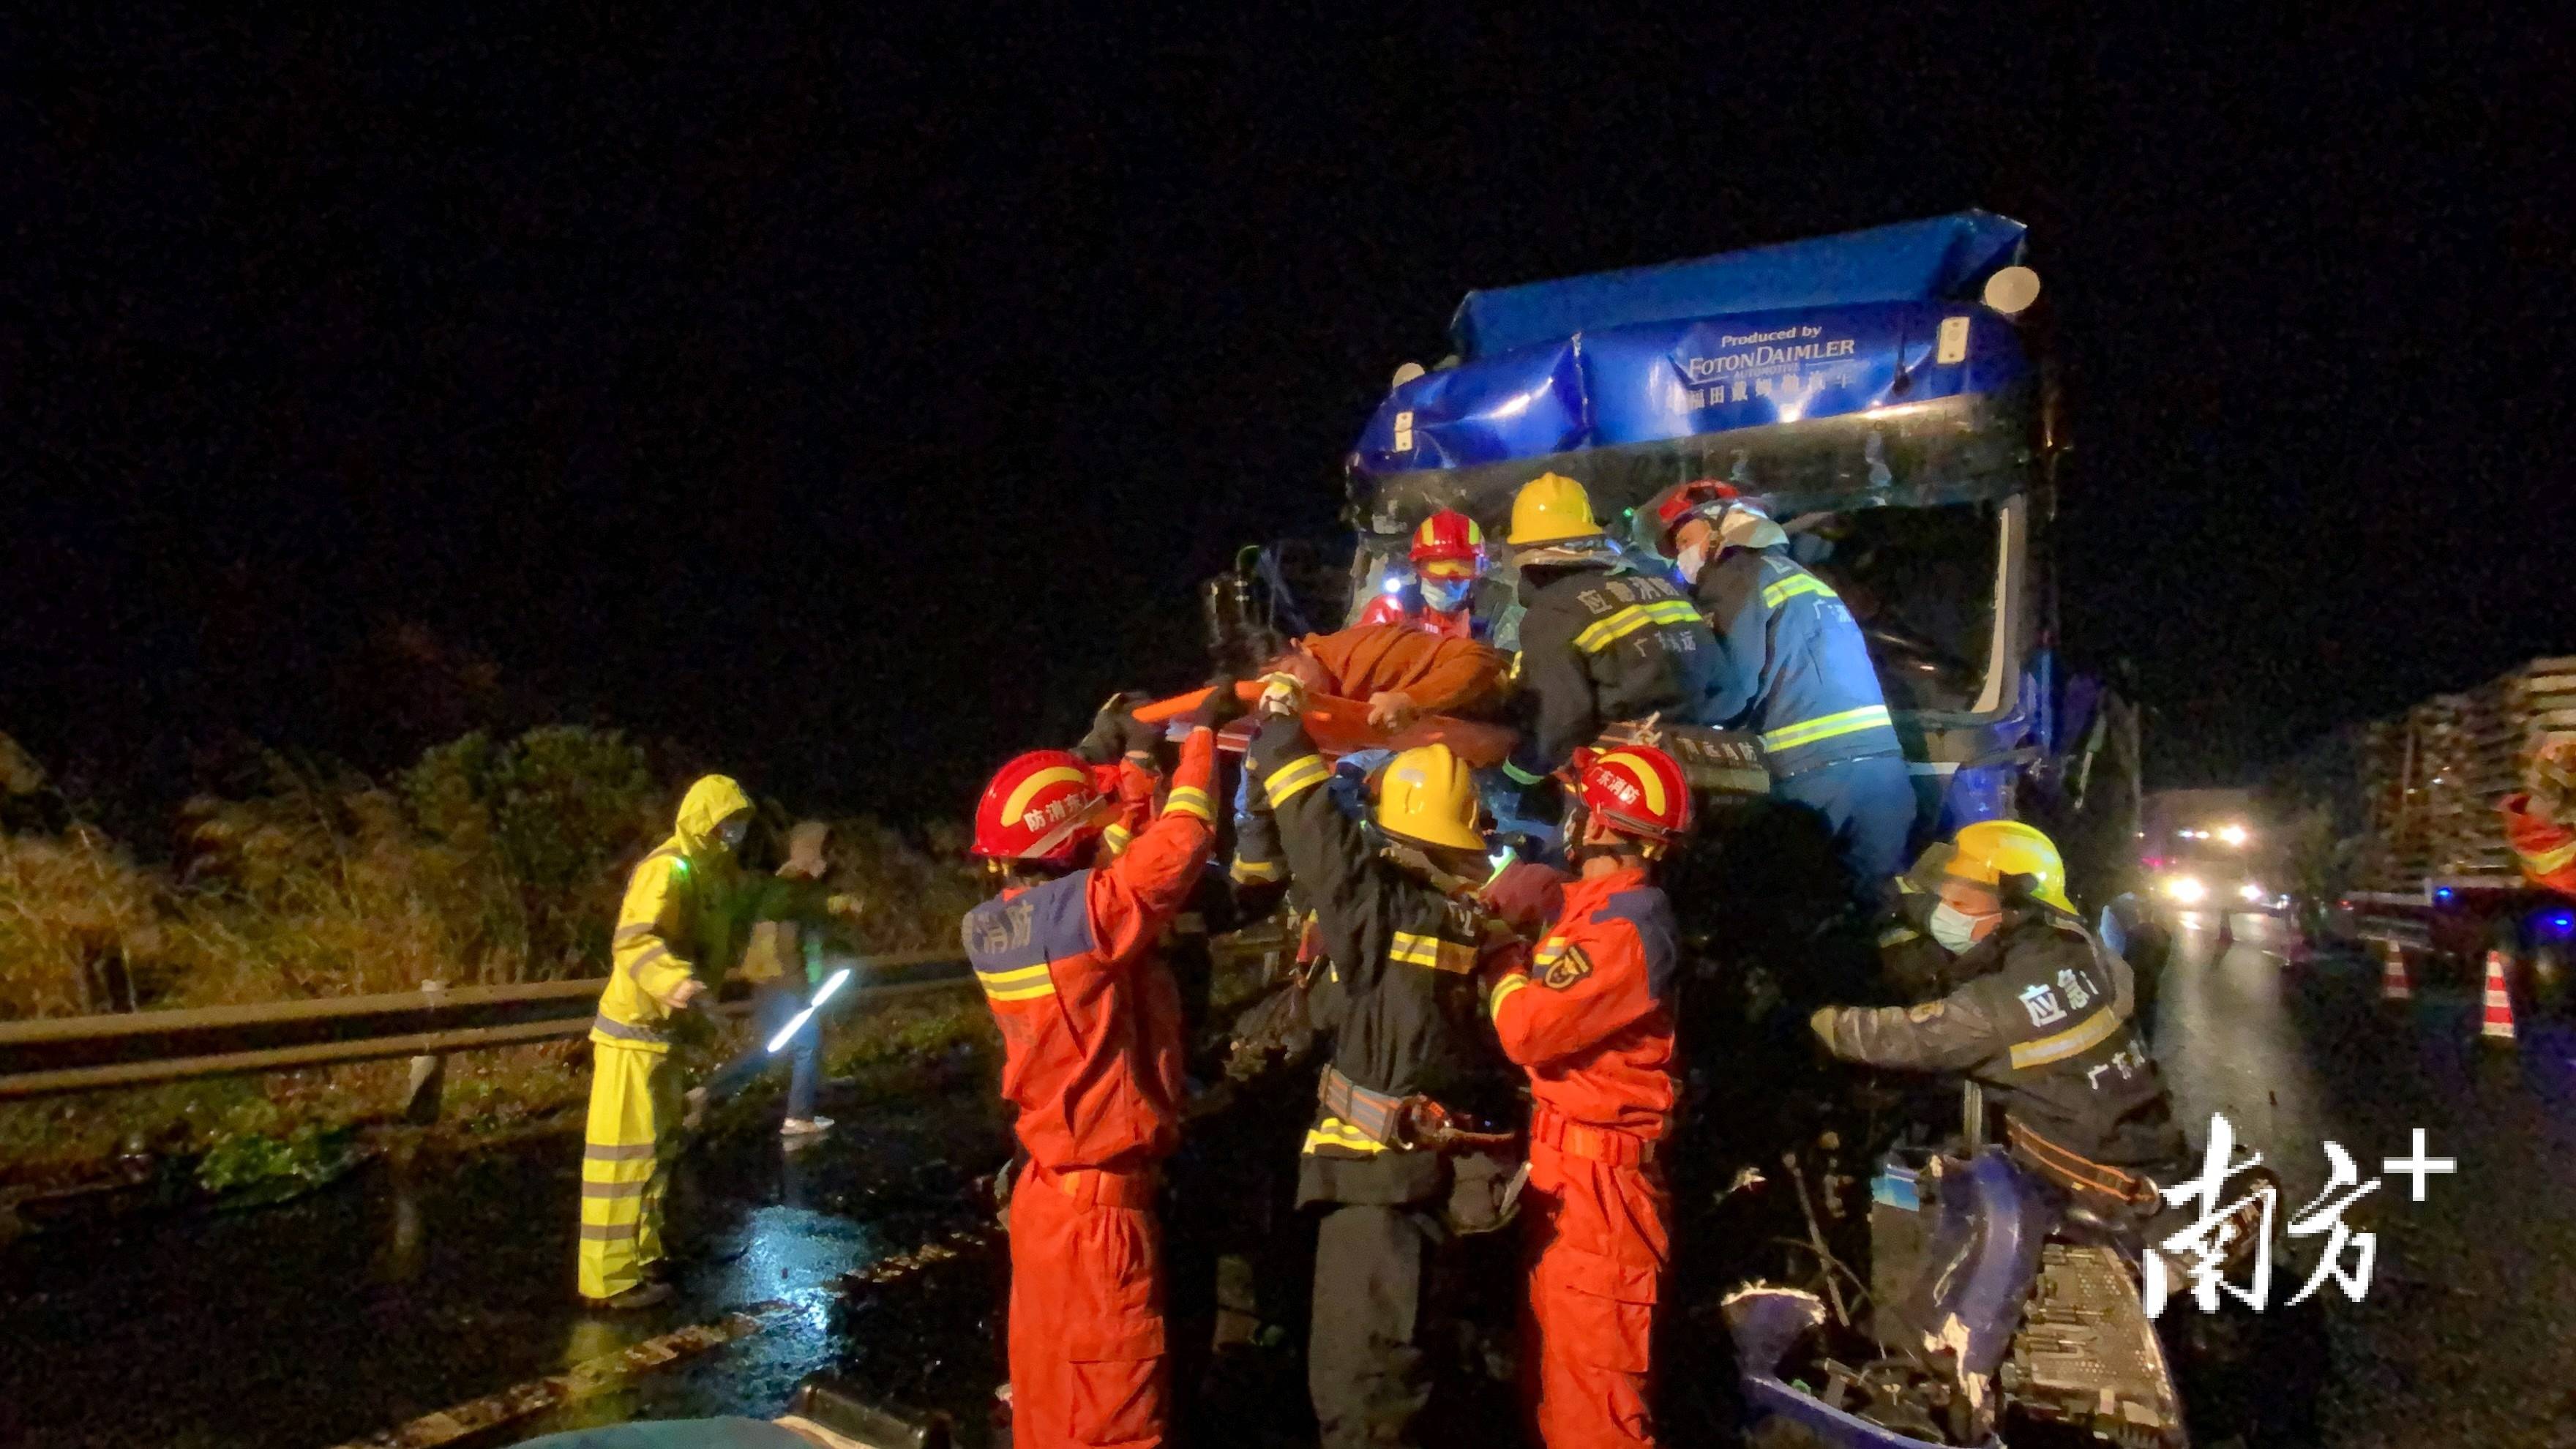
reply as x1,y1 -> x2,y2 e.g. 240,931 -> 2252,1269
577,774 -> 753,1302
578,1041 -> 684,1298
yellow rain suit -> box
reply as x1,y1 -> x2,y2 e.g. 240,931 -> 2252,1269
577,774 -> 754,1301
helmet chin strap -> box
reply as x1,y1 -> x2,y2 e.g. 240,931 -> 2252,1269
1379,839 -> 1481,897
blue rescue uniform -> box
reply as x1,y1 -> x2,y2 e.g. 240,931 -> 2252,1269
1695,546 -> 1917,889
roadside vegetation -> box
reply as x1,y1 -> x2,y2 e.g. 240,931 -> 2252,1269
0,727 -> 986,1193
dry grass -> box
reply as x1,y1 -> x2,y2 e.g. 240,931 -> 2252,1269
0,727 -> 989,1185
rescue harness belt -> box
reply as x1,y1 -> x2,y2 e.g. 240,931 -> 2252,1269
1530,1103 -> 1658,1169
2004,1117 -> 2161,1212
1318,1064 -> 1516,1153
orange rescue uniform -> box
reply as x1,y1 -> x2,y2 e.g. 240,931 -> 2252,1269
2503,792 -> 2576,896
963,727 -> 1218,1449
1483,862 -> 1680,1449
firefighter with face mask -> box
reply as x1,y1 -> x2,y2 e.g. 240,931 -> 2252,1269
962,686 -> 1234,1449
579,774 -> 757,1309
1651,479 -> 1917,897
1240,670 -> 1505,1449
1502,475 -> 1726,798
1809,821 -> 2182,1206
1358,509 -> 1491,640
1478,745 -> 1693,1448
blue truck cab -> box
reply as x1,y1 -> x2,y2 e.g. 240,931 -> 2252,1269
1338,210 -> 2060,837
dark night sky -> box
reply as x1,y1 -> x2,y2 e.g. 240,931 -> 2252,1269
4,9 -> 2571,826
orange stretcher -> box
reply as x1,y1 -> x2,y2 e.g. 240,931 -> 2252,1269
1133,683 -> 1518,767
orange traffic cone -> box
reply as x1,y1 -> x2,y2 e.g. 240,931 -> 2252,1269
2480,950 -> 2517,1043
2378,940 -> 2413,1001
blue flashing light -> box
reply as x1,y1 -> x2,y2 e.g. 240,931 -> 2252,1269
2435,887 -> 2455,903
1382,575 -> 1405,594
2553,913 -> 2574,935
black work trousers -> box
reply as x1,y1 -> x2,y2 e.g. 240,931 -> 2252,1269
1308,1202 -> 1446,1449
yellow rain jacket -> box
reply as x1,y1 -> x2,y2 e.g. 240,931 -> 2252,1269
590,775 -> 755,1052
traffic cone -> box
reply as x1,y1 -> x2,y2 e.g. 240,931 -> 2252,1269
2480,950 -> 2517,1043
2378,940 -> 2413,1001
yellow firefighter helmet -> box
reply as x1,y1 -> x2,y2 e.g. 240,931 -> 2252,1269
1506,473 -> 1605,547
1373,743 -> 1487,853
1920,818 -> 2077,914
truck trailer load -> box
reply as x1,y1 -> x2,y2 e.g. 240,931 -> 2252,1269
2304,656 -> 2576,1002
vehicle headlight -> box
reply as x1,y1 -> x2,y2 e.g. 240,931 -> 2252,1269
2164,875 -> 2208,905
2238,881 -> 2266,904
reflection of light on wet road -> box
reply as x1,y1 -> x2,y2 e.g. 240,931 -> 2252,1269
2154,914 -> 2340,1197
707,1205 -> 873,1352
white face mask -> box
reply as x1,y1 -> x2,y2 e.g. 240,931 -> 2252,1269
1928,901 -> 1994,955
1420,576 -> 1473,613
1674,543 -> 1709,583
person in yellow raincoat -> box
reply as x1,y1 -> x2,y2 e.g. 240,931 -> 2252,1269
579,774 -> 756,1308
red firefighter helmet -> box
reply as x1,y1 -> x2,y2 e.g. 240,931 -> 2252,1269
1647,479 -> 1741,554
1577,745 -> 1694,853
972,749 -> 1112,865
1409,509 -> 1485,577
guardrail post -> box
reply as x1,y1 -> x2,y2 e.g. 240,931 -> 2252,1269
402,981 -> 448,1126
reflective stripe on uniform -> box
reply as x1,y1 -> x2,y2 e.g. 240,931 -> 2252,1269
1573,599 -> 1700,653
590,1013 -> 666,1045
613,921 -> 659,944
1101,823 -> 1134,853
1501,760 -> 1548,787
975,961 -> 1057,1002
2008,1006 -> 2124,1070
1301,1115 -> 1390,1156
1164,785 -> 1214,823
583,1141 -> 658,1162
1264,755 -> 1331,808
619,943 -> 673,980
1488,973 -> 1530,1018
1230,857 -> 1284,884
1390,931 -> 1478,974
581,1177 -> 651,1199
1760,704 -> 1895,753
1762,573 -> 1841,609
2520,838 -> 2576,877
578,1221 -> 638,1241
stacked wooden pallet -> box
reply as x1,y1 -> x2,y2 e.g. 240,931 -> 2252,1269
2354,658 -> 2576,890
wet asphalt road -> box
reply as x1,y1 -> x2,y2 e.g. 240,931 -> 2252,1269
2151,916 -> 2576,1449
7,921 -> 2576,1448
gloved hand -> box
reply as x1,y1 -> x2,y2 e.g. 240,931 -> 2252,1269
1480,859 -> 1564,935
1074,691 -> 1158,764
1184,672 -> 1245,731
1256,670 -> 1307,720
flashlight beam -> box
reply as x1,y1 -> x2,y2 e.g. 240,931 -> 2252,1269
767,967 -> 854,1053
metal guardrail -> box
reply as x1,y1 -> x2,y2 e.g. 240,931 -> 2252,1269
0,952 -> 973,1100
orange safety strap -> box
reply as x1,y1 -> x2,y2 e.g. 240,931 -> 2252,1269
1026,1162 -> 1161,1209
1530,1104 -> 1657,1168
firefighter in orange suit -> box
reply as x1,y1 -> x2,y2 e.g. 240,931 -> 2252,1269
1479,745 -> 1693,1448
2504,737 -> 2576,896
1357,508 -> 1492,640
962,684 -> 1235,1449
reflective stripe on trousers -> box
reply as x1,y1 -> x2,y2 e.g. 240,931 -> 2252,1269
577,1040 -> 681,1300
